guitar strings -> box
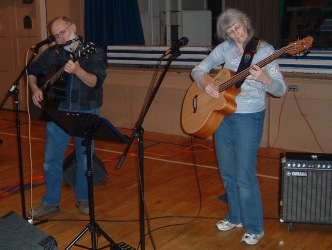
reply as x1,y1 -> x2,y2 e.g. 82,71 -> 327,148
194,42 -> 301,105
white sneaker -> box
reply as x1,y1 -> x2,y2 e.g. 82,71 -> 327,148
241,231 -> 264,245
216,219 -> 243,231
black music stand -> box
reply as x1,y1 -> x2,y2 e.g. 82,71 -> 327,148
44,109 -> 128,250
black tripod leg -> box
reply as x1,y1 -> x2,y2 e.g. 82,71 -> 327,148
65,132 -> 121,250
65,224 -> 121,250
65,226 -> 90,250
95,225 -> 121,249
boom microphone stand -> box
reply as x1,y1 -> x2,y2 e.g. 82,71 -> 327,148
116,40 -> 187,250
0,46 -> 42,219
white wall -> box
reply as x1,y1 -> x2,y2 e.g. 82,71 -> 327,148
100,68 -> 332,153
138,0 -> 209,45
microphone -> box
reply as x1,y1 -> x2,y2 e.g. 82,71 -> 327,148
164,37 -> 189,56
31,35 -> 55,49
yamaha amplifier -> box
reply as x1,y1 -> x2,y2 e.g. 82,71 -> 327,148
279,152 -> 332,224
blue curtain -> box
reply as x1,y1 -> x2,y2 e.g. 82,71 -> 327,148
84,0 -> 145,50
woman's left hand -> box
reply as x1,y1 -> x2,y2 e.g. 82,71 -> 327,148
247,64 -> 271,87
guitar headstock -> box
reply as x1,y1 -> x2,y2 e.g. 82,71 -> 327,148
285,36 -> 313,55
73,42 -> 96,61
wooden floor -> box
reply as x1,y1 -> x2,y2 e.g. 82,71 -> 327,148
0,109 -> 332,249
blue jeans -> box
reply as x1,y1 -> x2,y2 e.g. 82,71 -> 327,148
42,109 -> 99,206
214,110 -> 265,234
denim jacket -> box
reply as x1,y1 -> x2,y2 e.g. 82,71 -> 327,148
28,43 -> 107,111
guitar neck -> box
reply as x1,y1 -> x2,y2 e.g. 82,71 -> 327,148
41,66 -> 66,91
40,55 -> 78,91
219,45 -> 291,92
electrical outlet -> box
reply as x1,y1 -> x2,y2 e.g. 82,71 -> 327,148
288,85 -> 298,92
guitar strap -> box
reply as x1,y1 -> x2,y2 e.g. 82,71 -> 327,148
235,37 -> 260,88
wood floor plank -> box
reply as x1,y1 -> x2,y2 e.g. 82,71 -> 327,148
0,109 -> 332,249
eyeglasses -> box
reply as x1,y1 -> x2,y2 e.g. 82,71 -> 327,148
226,23 -> 243,35
53,23 -> 72,40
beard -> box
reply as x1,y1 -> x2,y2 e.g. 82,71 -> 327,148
64,31 -> 78,52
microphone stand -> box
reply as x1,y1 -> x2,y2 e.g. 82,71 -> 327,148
0,46 -> 41,219
117,49 -> 182,250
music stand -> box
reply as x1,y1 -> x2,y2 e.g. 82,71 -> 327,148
44,109 -> 128,250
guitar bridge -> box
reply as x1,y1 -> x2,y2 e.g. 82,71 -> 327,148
193,94 -> 198,113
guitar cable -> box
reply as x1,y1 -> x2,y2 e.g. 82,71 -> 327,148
25,47 -> 36,223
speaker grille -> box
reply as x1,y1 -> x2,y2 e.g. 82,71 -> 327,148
279,152 -> 332,224
0,211 -> 58,249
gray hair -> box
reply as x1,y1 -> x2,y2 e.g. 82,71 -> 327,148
216,8 -> 254,44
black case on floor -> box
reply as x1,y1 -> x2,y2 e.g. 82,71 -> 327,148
0,211 -> 58,250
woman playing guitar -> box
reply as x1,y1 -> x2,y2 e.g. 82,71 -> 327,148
190,8 -> 286,246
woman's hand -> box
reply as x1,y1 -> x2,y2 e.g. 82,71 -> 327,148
200,76 -> 219,99
247,65 -> 271,87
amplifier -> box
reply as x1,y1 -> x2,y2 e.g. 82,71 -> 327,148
279,152 -> 332,226
0,211 -> 58,249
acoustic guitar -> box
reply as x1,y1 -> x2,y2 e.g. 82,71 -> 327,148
28,42 -> 96,120
181,36 -> 313,138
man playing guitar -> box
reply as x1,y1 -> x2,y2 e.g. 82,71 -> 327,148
27,16 -> 107,218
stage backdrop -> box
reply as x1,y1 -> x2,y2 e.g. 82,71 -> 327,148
84,0 -> 145,50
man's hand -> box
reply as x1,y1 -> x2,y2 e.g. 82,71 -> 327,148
28,75 -> 43,108
64,60 -> 97,87
64,60 -> 81,75
31,88 -> 43,108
